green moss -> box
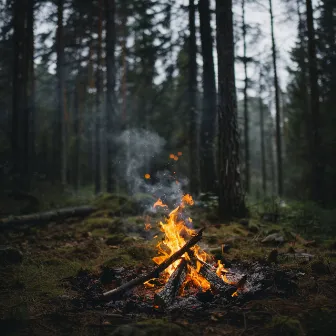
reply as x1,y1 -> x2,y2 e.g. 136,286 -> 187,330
83,217 -> 114,231
0,257 -> 81,319
267,315 -> 303,336
103,242 -> 156,268
136,319 -> 186,336
93,193 -> 139,216
105,234 -> 127,245
126,243 -> 156,261
91,228 -> 109,237
55,241 -> 101,261
109,319 -> 187,336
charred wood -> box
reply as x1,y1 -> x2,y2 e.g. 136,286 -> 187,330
101,228 -> 205,301
187,250 -> 236,296
154,258 -> 187,308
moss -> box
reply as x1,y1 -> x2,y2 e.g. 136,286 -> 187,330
248,222 -> 260,233
82,217 -> 114,231
91,228 -> 109,237
126,243 -> 156,262
55,241 -> 101,261
267,315 -> 303,336
106,234 -> 127,245
93,193 -> 139,216
135,318 -> 187,336
103,251 -> 134,268
0,256 -> 81,319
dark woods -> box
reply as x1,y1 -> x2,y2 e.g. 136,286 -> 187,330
0,0 -> 335,218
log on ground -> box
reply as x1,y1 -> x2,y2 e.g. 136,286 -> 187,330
0,205 -> 97,229
154,258 -> 187,308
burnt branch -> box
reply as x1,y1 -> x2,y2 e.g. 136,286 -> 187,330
101,228 -> 205,301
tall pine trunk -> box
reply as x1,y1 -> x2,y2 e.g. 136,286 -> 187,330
95,0 -> 103,194
259,69 -> 266,195
198,0 -> 217,193
188,0 -> 199,196
297,0 -> 311,182
26,0 -> 35,186
216,0 -> 246,220
11,0 -> 24,190
73,81 -> 80,191
12,0 -> 34,191
242,0 -> 250,194
268,0 -> 283,196
305,0 -> 323,204
55,0 -> 66,186
105,0 -> 116,193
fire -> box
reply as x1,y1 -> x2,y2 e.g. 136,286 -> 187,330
144,223 -> 152,231
144,173 -> 151,179
153,199 -> 168,208
148,194 -> 234,293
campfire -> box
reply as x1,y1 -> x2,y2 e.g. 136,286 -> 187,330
102,194 -> 244,309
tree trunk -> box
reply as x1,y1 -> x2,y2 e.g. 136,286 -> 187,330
105,0 -> 117,193
73,81 -> 80,191
11,0 -> 24,190
11,0 -> 34,191
188,0 -> 199,196
268,0 -> 283,196
268,118 -> 276,195
297,0 -> 311,186
26,0 -> 35,187
55,0 -> 66,186
259,70 -> 267,196
216,0 -> 246,220
198,0 -> 217,193
305,0 -> 323,204
242,0 -> 250,194
95,0 -> 103,194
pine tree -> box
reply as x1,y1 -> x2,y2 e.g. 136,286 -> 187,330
198,0 -> 217,194
216,0 -> 246,220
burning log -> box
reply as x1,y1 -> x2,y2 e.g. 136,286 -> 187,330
101,228 -> 205,301
198,262 -> 236,296
0,205 -> 96,229
187,250 -> 236,296
154,258 -> 187,308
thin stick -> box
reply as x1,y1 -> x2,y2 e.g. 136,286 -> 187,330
101,228 -> 205,301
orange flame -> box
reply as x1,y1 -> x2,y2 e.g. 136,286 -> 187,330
144,174 -> 151,179
153,199 -> 168,208
145,223 -> 152,231
147,194 -> 238,295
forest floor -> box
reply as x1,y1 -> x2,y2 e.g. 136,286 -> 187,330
0,193 -> 336,336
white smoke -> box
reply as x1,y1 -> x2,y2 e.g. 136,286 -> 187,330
116,128 -> 189,208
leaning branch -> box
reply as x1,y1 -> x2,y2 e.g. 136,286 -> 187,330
101,228 -> 205,301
